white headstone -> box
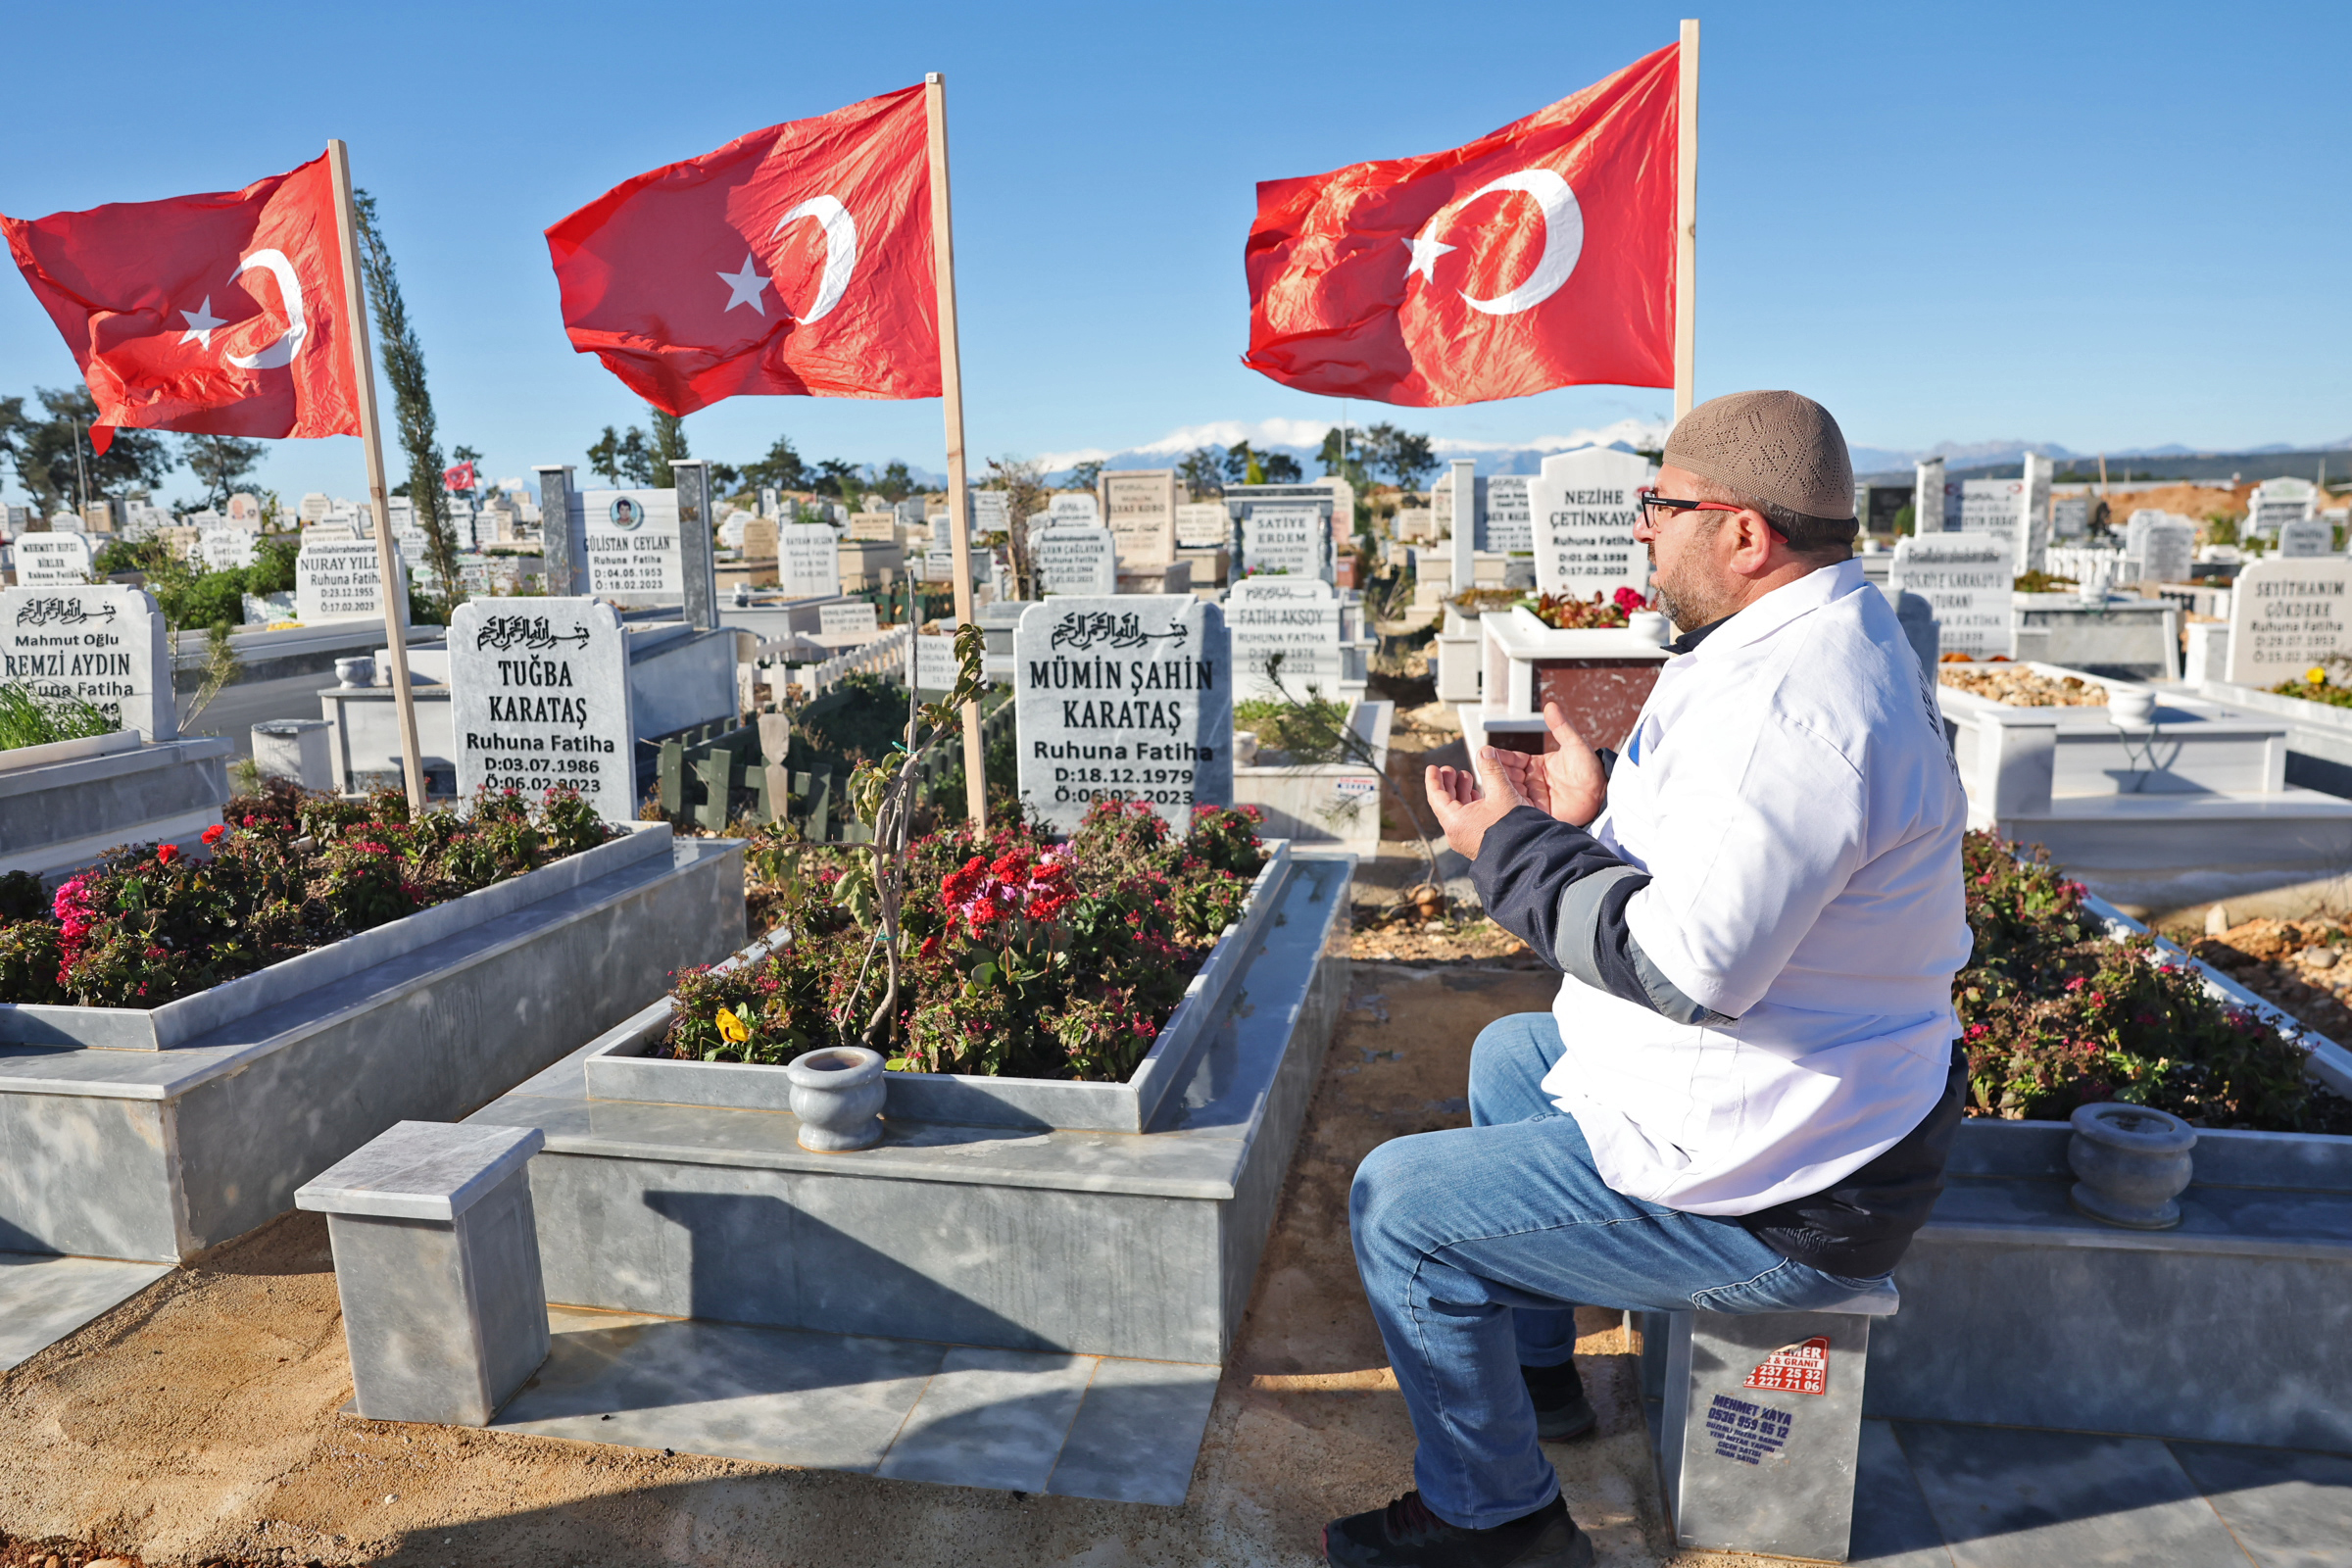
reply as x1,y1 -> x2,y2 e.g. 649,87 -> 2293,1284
1034,525 -> 1119,596
895,498 -> 927,529
2122,511 -> 2194,585
1102,471 -> 1177,568
449,599 -> 635,825
226,492 -> 261,525
2226,557 -> 2352,687
923,547 -> 957,584
1889,534 -> 2015,659
759,487 -> 780,519
1913,459 -> 1946,535
2020,453 -> 2053,572
199,528 -> 257,571
2278,514 -> 2335,559
717,511 -> 750,550
969,490 -> 1011,535
1528,447 -> 1651,601
1048,494 -> 1101,528
1482,475 -> 1533,554
12,532 -> 96,586
778,524 -> 843,598
914,629 -> 959,694
818,602 -> 881,642
1176,503 -> 1231,550
2248,478 -> 2319,540
847,512 -> 899,542
579,488 -> 683,599
1,585 -> 174,740
297,537 -> 408,625
2052,496 -> 2091,540
1013,595 -> 1232,836
1240,506 -> 1323,579
1227,575 -> 1344,701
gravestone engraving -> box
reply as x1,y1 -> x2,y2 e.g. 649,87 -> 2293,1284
297,537 -> 407,625
914,629 -> 958,694
895,498 -> 927,529
2123,512 -> 2194,585
0,584 -> 175,739
1013,595 -> 1231,836
1889,534 -> 2015,659
1228,576 -> 1344,701
578,488 -> 683,599
847,512 -> 900,542
1176,503 -> 1231,549
199,529 -> 257,571
2225,557 -> 2352,687
969,490 -> 1011,535
2278,514 -> 2334,559
449,599 -> 634,825
1528,447 -> 1651,600
2052,496 -> 2090,540
1912,458 -> 1947,534
1034,525 -> 1119,596
1102,470 -> 1177,568
778,524 -> 842,598
818,602 -> 881,641
923,547 -> 957,584
1241,506 -> 1323,578
2248,478 -> 2319,540
13,531 -> 96,586
1482,475 -> 1533,554
742,518 -> 779,561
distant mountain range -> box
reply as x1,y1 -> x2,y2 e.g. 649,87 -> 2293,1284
1848,438 -> 2352,480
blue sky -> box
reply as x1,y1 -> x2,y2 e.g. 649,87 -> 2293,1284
3,0 -> 2346,506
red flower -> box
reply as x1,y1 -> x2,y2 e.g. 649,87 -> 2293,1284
201,824 -> 227,846
1613,586 -> 1648,612
156,843 -> 180,865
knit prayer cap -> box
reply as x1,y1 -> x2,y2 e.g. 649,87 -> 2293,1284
1663,390 -> 1855,521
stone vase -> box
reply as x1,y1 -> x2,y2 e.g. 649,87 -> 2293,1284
1627,610 -> 1673,647
2068,1102 -> 2195,1229
786,1046 -> 887,1152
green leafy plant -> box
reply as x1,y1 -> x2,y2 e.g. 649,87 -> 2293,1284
0,682 -> 120,750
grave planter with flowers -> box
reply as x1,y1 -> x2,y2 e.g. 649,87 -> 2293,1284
0,784 -> 747,1262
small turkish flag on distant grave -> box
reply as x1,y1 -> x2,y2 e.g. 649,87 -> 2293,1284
547,85 -> 940,416
1,153 -> 362,454
444,460 -> 475,492
1244,42 -> 1679,407
1744,1337 -> 1831,1396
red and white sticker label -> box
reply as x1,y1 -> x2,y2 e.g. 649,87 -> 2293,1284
1743,1336 -> 1830,1396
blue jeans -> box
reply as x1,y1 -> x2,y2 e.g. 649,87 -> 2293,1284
1348,1011 -> 1894,1529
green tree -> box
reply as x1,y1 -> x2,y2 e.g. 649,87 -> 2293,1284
0,387 -> 173,514
743,435 -> 808,492
1176,446 -> 1222,500
352,188 -> 462,612
814,458 -> 862,501
587,426 -> 623,486
871,460 -> 914,503
1358,421 -> 1436,491
647,408 -> 689,489
1262,451 -> 1302,483
1317,426 -> 1372,487
183,436 -> 267,511
1063,459 -> 1104,492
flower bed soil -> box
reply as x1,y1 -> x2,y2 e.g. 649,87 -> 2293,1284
0,783 -> 616,1008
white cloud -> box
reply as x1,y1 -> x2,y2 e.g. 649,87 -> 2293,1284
1031,446 -> 1118,471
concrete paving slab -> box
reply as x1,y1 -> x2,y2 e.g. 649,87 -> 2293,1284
1896,1422 -> 2245,1568
1850,1420 -> 1955,1567
0,1250 -> 173,1370
2172,1441 -> 2352,1568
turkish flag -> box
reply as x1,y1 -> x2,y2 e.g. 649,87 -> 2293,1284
444,460 -> 476,493
547,85 -> 939,416
1,153 -> 361,453
1245,43 -> 1679,407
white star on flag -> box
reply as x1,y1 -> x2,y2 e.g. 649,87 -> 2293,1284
717,255 -> 771,316
1401,232 -> 1456,284
179,296 -> 224,348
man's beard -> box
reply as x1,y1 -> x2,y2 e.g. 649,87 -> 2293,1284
1647,544 -> 1728,634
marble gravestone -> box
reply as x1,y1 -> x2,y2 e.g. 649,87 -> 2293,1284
1048,494 -> 1101,528
778,524 -> 842,598
759,487 -> 780,519
0,584 -> 175,739
13,532 -> 96,586
198,529 -> 257,571
1102,470 -> 1177,568
741,518 -> 779,562
2248,478 -> 2319,541
817,602 -> 881,642
895,498 -> 926,529
1913,458 -> 1947,536
1033,525 -> 1119,596
2123,512 -> 2195,586
1240,506 -> 1324,579
1888,534 -> 2015,660
1481,475 -> 1534,554
1176,503 -> 1231,550
2052,496 -> 2091,540
448,599 -> 635,825
847,512 -> 900,542
969,490 -> 1011,536
2278,514 -> 2335,559
1528,447 -> 1651,601
923,548 -> 957,585
1013,595 -> 1232,837
577,488 -> 683,600
1227,576 -> 1344,702
2225,557 -> 2352,688
914,629 -> 959,695
297,537 -> 408,626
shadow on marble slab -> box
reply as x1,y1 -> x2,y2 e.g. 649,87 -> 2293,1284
1046,1354 -> 1222,1507
875,1346 -> 1099,1494
1850,1420 -> 1954,1568
1894,1422 -> 2247,1568
0,1251 -> 174,1371
492,1309 -> 947,1473
2171,1442 -> 2352,1568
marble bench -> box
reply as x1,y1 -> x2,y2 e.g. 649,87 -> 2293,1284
297,1120 -> 549,1426
1637,1289 -> 1899,1563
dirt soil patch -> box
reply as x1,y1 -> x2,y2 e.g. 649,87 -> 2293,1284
0,962 -> 1766,1568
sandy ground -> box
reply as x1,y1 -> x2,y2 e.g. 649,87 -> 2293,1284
0,962 -> 1775,1568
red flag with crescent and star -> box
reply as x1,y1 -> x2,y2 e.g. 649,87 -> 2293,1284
547,85 -> 939,416
1244,42 -> 1679,407
1,152 -> 361,454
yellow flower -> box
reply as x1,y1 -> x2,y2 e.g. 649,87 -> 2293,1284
2310,667 -> 2330,687
715,1006 -> 749,1044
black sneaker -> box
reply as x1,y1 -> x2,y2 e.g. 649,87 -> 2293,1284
1323,1492 -> 1592,1567
1521,1359 -> 1597,1442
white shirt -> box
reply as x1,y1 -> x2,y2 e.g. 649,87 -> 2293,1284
1544,558 -> 1972,1214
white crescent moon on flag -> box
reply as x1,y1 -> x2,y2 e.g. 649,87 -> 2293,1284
769,196 -> 858,323
224,248 -> 308,368
1422,170 -> 1584,318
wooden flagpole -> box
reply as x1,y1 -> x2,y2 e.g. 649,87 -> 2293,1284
1674,19 -> 1699,422
325,139 -> 427,817
925,72 -> 987,828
